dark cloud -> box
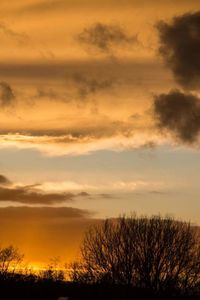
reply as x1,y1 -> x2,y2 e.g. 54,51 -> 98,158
78,23 -> 137,55
0,175 -> 90,205
157,12 -> 200,89
0,175 -> 11,185
153,89 -> 200,143
0,186 -> 74,205
0,82 -> 15,107
72,73 -> 116,98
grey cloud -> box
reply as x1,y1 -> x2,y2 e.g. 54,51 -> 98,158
153,89 -> 200,143
78,23 -> 138,55
0,175 -> 91,205
157,12 -> 200,89
0,186 -> 75,205
0,82 -> 15,107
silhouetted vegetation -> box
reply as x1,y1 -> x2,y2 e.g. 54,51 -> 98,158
0,215 -> 199,299
70,216 -> 200,294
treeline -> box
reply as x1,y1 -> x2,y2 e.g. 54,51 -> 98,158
0,215 -> 199,300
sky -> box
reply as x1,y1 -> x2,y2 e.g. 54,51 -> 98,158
0,0 -> 200,268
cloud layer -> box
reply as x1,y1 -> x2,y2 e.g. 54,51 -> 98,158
0,174 -> 90,205
0,131 -> 161,156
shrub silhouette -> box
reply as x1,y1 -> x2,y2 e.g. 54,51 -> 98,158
70,215 -> 200,295
40,257 -> 65,282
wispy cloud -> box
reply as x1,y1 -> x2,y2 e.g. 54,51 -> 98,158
71,73 -> 116,99
0,22 -> 28,45
38,179 -> 164,194
0,132 -> 163,156
78,22 -> 138,57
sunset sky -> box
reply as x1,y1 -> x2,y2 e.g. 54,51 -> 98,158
0,0 -> 200,268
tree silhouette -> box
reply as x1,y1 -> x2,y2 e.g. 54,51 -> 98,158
70,215 -> 200,294
0,245 -> 23,279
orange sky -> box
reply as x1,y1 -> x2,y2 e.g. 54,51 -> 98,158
0,0 -> 200,267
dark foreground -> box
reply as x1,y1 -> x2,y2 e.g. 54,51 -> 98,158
0,277 -> 199,300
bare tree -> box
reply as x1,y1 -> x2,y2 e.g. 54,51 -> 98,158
0,245 -> 24,278
126,217 -> 200,293
70,215 -> 200,294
